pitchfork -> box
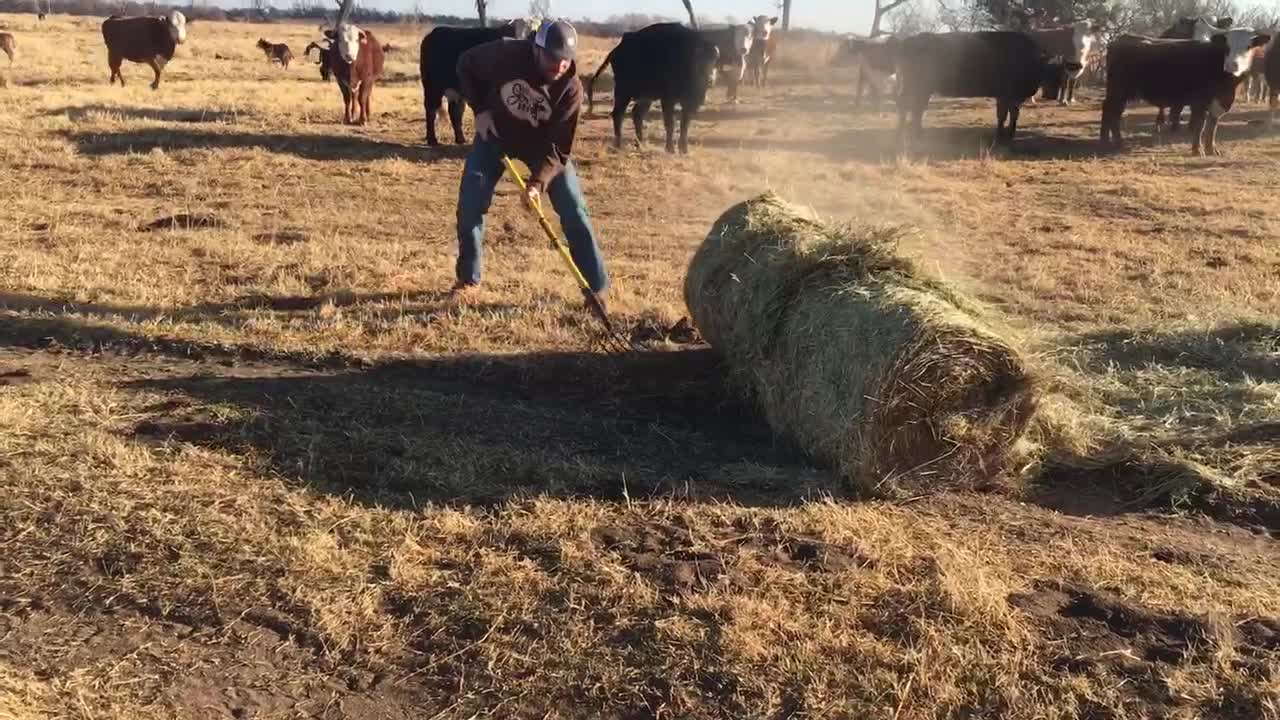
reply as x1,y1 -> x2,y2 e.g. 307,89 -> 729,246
500,155 -> 638,354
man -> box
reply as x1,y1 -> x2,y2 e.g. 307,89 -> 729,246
452,19 -> 609,306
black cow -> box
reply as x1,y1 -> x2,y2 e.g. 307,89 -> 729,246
896,31 -> 1065,147
419,20 -> 528,146
1157,15 -> 1234,128
587,23 -> 721,154
1102,32 -> 1269,155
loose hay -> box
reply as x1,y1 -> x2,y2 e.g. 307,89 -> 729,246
685,193 -> 1038,496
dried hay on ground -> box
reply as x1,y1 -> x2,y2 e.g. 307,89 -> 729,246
685,193 -> 1038,496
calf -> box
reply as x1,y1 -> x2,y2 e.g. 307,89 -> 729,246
1243,44 -> 1268,102
326,22 -> 384,124
842,35 -> 899,111
257,38 -> 293,69
697,24 -> 752,101
587,22 -> 720,154
746,15 -> 778,88
896,31 -> 1065,148
0,32 -> 14,66
418,20 -> 529,145
101,11 -> 187,90
1028,21 -> 1097,104
304,40 -> 331,81
1101,32 -> 1269,155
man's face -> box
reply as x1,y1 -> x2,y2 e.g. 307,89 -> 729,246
535,46 -> 571,82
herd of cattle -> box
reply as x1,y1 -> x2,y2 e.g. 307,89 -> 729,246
5,10 -> 1280,156
850,15 -> 1280,155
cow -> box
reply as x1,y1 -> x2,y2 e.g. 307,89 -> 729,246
1101,31 -> 1269,156
746,15 -> 778,88
1028,21 -> 1097,104
842,35 -> 900,111
418,19 -> 529,146
323,0 -> 384,125
0,32 -> 14,66
1157,15 -> 1234,129
587,22 -> 721,154
1263,36 -> 1280,125
697,24 -> 752,102
256,38 -> 293,69
1243,43 -> 1268,102
304,40 -> 331,81
101,12 -> 187,90
896,31 -> 1065,148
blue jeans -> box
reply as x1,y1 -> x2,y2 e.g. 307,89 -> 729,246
455,140 -> 609,293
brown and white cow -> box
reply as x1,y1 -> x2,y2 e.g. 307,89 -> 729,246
1243,43 -> 1268,103
0,32 -> 14,66
697,24 -> 753,101
325,0 -> 384,125
1102,31 -> 1269,156
842,35 -> 900,111
1028,21 -> 1097,104
257,38 -> 293,69
746,15 -> 777,88
101,11 -> 187,90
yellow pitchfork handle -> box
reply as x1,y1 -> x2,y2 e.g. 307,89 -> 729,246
500,155 -> 594,294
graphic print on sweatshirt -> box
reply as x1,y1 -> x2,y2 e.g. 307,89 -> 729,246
501,80 -> 552,127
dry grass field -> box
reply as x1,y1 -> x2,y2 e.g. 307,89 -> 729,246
1,13 -> 1279,719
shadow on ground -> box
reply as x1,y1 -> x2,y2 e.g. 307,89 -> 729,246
0,307 -> 818,508
41,104 -> 247,124
63,127 -> 468,162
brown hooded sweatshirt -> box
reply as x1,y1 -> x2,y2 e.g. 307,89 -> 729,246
456,38 -> 583,190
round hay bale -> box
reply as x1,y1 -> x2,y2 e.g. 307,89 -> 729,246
684,193 -> 1038,496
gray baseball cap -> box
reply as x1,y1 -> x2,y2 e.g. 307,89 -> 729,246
534,19 -> 578,61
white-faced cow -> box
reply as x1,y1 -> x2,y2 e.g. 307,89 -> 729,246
324,0 -> 384,125
587,22 -> 721,154
0,32 -> 14,66
896,31 -> 1065,148
746,15 -> 778,88
1101,31 -> 1270,156
842,35 -> 900,111
696,24 -> 753,102
1028,20 -> 1097,104
101,10 -> 187,90
418,19 -> 529,145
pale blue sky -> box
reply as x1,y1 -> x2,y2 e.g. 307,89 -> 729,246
354,0 -> 876,34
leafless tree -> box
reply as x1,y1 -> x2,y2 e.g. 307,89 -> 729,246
682,0 -> 697,27
873,0 -> 910,35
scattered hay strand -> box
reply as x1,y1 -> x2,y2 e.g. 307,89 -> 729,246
684,193 -> 1038,497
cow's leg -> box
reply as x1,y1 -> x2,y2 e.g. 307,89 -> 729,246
1169,105 -> 1184,132
610,95 -> 628,149
678,105 -> 694,155
632,99 -> 651,148
1269,89 -> 1279,128
108,51 -> 122,85
1007,103 -> 1022,143
1203,99 -> 1225,155
1155,107 -> 1166,130
425,88 -> 442,146
340,83 -> 353,124
995,97 -> 1009,144
660,97 -> 677,153
762,59 -> 770,87
147,58 -> 162,90
1189,104 -> 1207,156
447,94 -> 466,144
359,82 -> 373,125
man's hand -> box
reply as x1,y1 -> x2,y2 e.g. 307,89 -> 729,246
524,184 -> 541,208
474,111 -> 498,141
